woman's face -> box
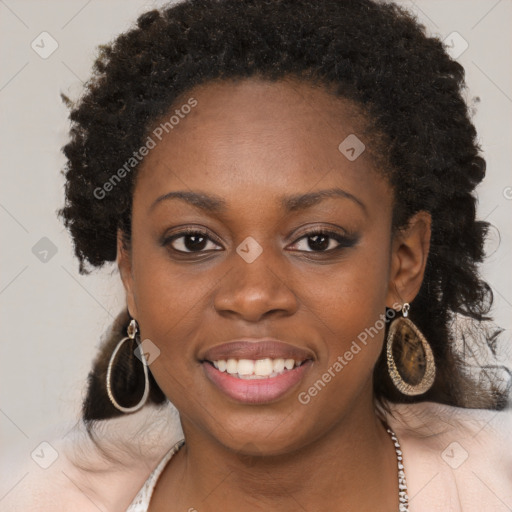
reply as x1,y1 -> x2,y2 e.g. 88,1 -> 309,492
118,77 -> 428,455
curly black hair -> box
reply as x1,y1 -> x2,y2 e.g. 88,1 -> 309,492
58,0 -> 510,422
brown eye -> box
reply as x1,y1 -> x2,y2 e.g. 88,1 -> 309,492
290,230 -> 358,253
164,229 -> 222,253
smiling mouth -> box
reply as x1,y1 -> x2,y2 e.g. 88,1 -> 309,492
198,339 -> 315,403
200,357 -> 314,404
202,357 -> 310,379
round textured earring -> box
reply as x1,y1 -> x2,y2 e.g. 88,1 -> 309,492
386,303 -> 436,396
106,318 -> 150,413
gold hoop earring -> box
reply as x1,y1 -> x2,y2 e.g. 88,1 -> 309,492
106,318 -> 150,413
386,303 -> 436,396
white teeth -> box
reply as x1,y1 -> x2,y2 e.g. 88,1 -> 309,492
226,359 -> 238,374
237,359 -> 255,375
254,358 -> 273,377
210,357 -> 305,378
273,358 -> 285,373
284,358 -> 295,370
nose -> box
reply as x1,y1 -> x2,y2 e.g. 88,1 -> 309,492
213,244 -> 299,323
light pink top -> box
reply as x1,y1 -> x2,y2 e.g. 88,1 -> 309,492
2,400 -> 511,511
126,439 -> 185,511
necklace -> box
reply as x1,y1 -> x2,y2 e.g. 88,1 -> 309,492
385,426 -> 409,512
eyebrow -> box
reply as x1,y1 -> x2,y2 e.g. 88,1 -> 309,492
149,187 -> 366,215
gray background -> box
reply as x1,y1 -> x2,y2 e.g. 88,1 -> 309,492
1,0 -> 511,463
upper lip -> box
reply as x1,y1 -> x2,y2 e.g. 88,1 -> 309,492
200,339 -> 315,362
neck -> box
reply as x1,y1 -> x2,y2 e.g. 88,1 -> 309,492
151,398 -> 399,512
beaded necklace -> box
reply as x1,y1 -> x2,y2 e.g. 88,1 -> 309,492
385,426 -> 409,511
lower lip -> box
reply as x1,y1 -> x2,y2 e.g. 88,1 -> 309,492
202,360 -> 313,404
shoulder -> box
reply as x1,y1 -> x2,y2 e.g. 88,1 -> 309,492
383,400 -> 512,512
0,403 -> 184,512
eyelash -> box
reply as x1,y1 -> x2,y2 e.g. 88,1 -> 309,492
162,227 -> 358,255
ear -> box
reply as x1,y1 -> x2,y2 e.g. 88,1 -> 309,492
386,211 -> 431,308
117,228 -> 138,319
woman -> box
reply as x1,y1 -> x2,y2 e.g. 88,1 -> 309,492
3,0 -> 511,510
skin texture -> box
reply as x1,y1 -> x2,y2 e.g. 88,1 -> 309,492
117,77 -> 431,511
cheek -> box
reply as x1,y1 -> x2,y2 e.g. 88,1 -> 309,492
293,252 -> 390,423
129,239 -> 209,369
130,259 -> 211,406
313,238 -> 390,324
309,232 -> 391,370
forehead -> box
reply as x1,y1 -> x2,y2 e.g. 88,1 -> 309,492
133,77 -> 390,215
